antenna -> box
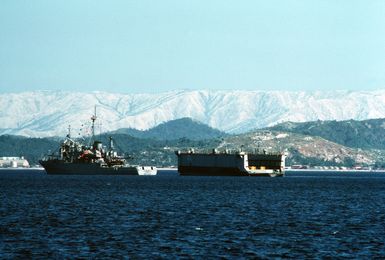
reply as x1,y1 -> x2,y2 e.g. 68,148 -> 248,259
109,136 -> 114,150
67,125 -> 71,138
98,121 -> 103,136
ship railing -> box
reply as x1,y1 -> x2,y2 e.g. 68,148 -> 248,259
175,148 -> 284,155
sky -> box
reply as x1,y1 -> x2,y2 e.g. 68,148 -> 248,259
0,0 -> 384,93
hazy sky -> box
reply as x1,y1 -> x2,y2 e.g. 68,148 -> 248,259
0,0 -> 384,93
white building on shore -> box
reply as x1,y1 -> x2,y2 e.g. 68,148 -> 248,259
0,157 -> 30,168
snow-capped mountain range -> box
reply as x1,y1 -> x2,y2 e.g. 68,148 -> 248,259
1,89 -> 385,137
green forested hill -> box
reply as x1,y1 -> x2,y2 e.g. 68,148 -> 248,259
266,118 -> 385,150
0,133 -> 221,167
1,118 -> 385,168
0,118 -> 224,166
111,117 -> 226,141
0,135 -> 59,166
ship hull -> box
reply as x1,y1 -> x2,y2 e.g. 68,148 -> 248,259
179,166 -> 246,176
39,160 -> 157,175
179,166 -> 284,177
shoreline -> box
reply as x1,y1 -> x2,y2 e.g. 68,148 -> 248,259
1,167 -> 385,173
286,168 -> 385,173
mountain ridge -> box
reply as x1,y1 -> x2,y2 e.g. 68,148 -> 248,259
1,89 -> 385,137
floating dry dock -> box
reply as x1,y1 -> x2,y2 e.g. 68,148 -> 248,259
175,149 -> 285,177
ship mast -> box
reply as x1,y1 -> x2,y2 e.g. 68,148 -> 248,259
67,125 -> 71,138
90,106 -> 97,142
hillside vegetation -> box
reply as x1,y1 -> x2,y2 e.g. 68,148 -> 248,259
267,118 -> 385,150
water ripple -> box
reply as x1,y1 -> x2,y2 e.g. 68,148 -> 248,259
1,170 -> 385,258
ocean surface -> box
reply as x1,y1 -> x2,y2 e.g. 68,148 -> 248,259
1,169 -> 385,258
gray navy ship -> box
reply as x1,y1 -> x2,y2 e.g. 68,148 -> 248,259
175,149 -> 285,177
39,108 -> 157,175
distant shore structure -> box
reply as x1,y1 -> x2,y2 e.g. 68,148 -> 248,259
0,157 -> 30,168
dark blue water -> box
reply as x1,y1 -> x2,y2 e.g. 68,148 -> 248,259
1,170 -> 385,258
